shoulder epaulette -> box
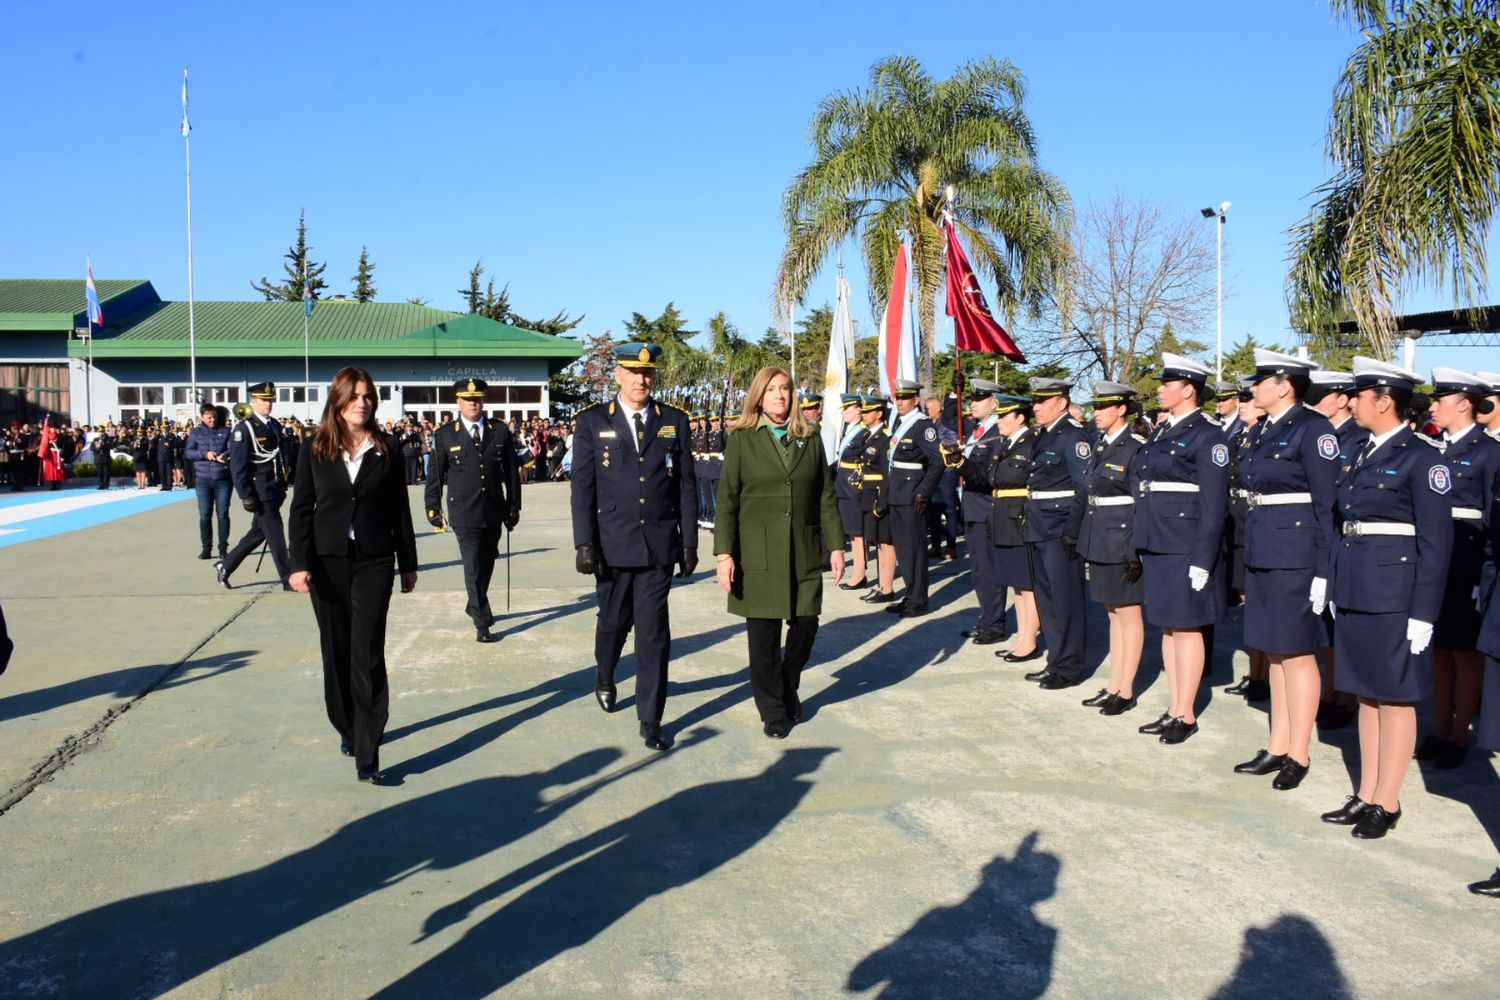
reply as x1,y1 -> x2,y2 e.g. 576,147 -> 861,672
1413,432 -> 1446,451
1131,433 -> 1147,444
1202,414 -> 1223,428
656,400 -> 687,415
1066,417 -> 1083,429
577,402 -> 607,418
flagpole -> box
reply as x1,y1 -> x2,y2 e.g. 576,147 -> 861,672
303,256 -> 310,419
182,67 -> 198,405
84,293 -> 93,428
943,190 -> 965,443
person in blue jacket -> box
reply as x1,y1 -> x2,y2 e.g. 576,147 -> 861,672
1320,357 -> 1453,839
183,401 -> 233,561
1131,353 -> 1228,745
1230,350 -> 1339,791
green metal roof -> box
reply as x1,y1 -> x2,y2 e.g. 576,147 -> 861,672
0,279 -> 159,331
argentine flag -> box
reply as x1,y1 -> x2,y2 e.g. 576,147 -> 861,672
85,258 -> 104,327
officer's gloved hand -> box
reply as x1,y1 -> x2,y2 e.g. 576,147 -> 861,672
914,494 -> 929,516
427,509 -> 444,530
504,510 -> 520,531
677,548 -> 697,579
1187,565 -> 1209,592
1062,537 -> 1079,561
242,495 -> 262,514
1309,576 -> 1328,615
1407,619 -> 1434,655
575,543 -> 597,575
1123,559 -> 1143,584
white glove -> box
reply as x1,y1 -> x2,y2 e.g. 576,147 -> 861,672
1407,619 -> 1433,656
1474,585 -> 1483,612
1188,566 -> 1209,592
1309,577 -> 1327,616
1328,601 -> 1337,617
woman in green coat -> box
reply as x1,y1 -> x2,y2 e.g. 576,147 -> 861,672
714,366 -> 846,738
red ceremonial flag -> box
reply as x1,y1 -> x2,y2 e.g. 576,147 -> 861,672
944,219 -> 1025,361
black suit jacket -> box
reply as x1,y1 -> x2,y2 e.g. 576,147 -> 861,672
288,432 -> 418,574
423,417 -> 521,530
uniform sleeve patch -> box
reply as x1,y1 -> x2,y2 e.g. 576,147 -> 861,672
1429,465 -> 1452,494
232,430 -> 242,442
1317,434 -> 1339,461
1211,443 -> 1229,467
1075,441 -> 1092,459
924,427 -> 937,442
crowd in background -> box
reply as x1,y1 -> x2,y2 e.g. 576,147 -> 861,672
383,415 -> 574,485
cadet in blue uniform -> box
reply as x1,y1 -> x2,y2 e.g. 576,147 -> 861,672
569,344 -> 698,751
1321,358 -> 1453,839
945,379 -> 1006,643
424,379 -> 523,643
1306,369 -> 1366,729
1419,367 -> 1500,769
832,393 -> 871,589
858,396 -> 899,604
701,413 -> 724,527
878,380 -> 944,617
1021,377 -> 1092,689
1077,382 -> 1145,714
1473,416 -> 1500,892
217,381 -> 293,589
981,399 -> 1041,662
1132,354 -> 1228,744
1230,351 -> 1339,791
1223,377 -> 1271,702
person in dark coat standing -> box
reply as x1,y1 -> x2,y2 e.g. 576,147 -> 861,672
569,343 -> 698,751
1319,357 -> 1453,839
1470,408 -> 1500,892
1222,378 -> 1272,703
288,366 -> 418,785
92,427 -> 114,490
857,396 -> 899,604
1021,377 -> 1092,690
877,379 -> 944,617
217,382 -> 293,590
425,378 -> 522,643
1077,382 -> 1146,715
714,366 -> 845,737
831,393 -> 871,589
1132,353 -> 1229,745
945,379 -> 1007,644
1230,350 -> 1339,792
183,402 -> 233,560
156,426 -> 177,491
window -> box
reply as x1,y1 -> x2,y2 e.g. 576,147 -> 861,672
510,385 -> 542,404
118,387 -> 141,405
208,386 -> 240,405
405,386 -> 436,405
378,385 -> 392,400
144,387 -> 165,406
172,387 -> 193,405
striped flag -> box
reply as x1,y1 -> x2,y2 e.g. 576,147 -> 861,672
820,271 -> 855,462
877,243 -> 917,396
180,68 -> 191,137
303,281 -> 315,317
85,258 -> 104,327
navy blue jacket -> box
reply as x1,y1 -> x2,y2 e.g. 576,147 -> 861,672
858,425 -> 890,514
1024,417 -> 1091,543
228,415 -> 289,506
424,417 -> 522,531
1332,416 -> 1370,488
1240,404 -> 1339,575
885,410 -> 945,506
1078,428 -> 1143,564
569,397 -> 698,567
1440,427 -> 1500,607
183,424 -> 232,483
834,424 -> 869,503
960,426 -> 1034,546
1132,410 -> 1229,569
1330,426 -> 1452,619
957,418 -> 1003,524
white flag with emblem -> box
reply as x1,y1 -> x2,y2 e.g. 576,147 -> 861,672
820,271 -> 855,463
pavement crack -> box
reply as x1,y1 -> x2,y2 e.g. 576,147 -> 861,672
0,594 -> 266,818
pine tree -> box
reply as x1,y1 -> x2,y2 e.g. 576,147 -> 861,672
459,261 -> 484,313
352,247 -> 377,303
250,209 -> 329,301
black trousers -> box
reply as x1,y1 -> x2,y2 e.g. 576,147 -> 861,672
404,454 -> 421,484
454,524 -> 502,628
309,550 -> 394,770
746,616 -> 819,723
927,469 -> 961,548
890,503 -> 930,606
967,515 -> 1007,632
157,458 -> 174,489
595,565 -> 672,723
222,502 -> 292,583
1029,536 -> 1087,680
97,460 -> 111,489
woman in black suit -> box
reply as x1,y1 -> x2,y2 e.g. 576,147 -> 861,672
288,366 -> 418,785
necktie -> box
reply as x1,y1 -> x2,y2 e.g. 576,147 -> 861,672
472,421 -> 482,446
970,424 -> 984,443
633,413 -> 646,450
1355,439 -> 1375,469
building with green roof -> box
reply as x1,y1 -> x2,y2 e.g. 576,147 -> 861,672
0,279 -> 583,426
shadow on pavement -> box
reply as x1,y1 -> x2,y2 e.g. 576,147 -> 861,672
0,650 -> 256,725
1207,913 -> 1352,999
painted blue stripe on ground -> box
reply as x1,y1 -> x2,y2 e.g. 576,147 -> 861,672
0,489 -> 196,550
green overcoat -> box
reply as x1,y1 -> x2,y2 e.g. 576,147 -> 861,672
713,424 -> 845,620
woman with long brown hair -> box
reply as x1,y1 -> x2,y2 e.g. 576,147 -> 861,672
288,366 -> 418,785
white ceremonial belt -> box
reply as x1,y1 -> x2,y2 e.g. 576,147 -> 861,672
1452,507 -> 1483,520
1230,488 -> 1251,499
1247,492 -> 1313,509
1140,482 -> 1199,494
891,460 -> 927,470
1341,521 -> 1416,537
1089,495 -> 1135,507
1030,489 -> 1076,500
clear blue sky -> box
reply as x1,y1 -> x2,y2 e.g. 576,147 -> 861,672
2,0 -> 1494,374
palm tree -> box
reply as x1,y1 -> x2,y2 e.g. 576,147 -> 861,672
1287,1 -> 1500,356
776,56 -> 1071,387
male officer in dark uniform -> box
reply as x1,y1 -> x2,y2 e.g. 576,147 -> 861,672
946,378 -> 1007,642
832,393 -> 870,588
217,381 -> 292,589
877,379 -> 944,617
425,378 -> 522,643
858,396 -> 899,603
570,343 -> 698,751
700,411 -> 724,528
1023,376 -> 1093,689
92,427 -> 114,489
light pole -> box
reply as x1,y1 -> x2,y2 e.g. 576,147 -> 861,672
1200,201 -> 1230,379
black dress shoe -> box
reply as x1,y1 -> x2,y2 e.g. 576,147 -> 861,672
969,629 -> 1004,645
640,720 -> 672,751
1320,795 -> 1371,824
595,678 -> 617,713
1159,718 -> 1199,744
1467,869 -> 1500,897
1414,734 -> 1448,760
898,603 -> 930,618
787,696 -> 803,724
475,626 -> 497,643
1138,712 -> 1171,735
1243,679 -> 1271,702
1023,666 -> 1050,682
864,591 -> 899,604
1233,749 -> 1287,775
1272,758 -> 1310,790
1435,740 -> 1469,770
763,720 -> 788,739
339,739 -> 354,757
1038,672 -> 1083,690
884,600 -> 909,614
213,560 -> 231,589
356,765 -> 389,785
1224,675 -> 1251,695
838,578 -> 870,591
1081,688 -> 1112,708
1352,804 -> 1401,839
1099,693 -> 1137,716
1001,647 -> 1044,664
198,548 -> 212,560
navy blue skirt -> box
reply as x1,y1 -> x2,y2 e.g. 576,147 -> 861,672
995,544 -> 1032,590
1435,523 -> 1486,649
1087,560 -> 1142,606
1244,567 -> 1329,654
838,497 -> 863,541
1334,608 -> 1432,702
1141,551 -> 1224,629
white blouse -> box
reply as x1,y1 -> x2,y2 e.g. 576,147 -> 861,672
342,437 -> 374,539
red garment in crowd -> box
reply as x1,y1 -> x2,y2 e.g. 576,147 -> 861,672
38,425 -> 64,483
